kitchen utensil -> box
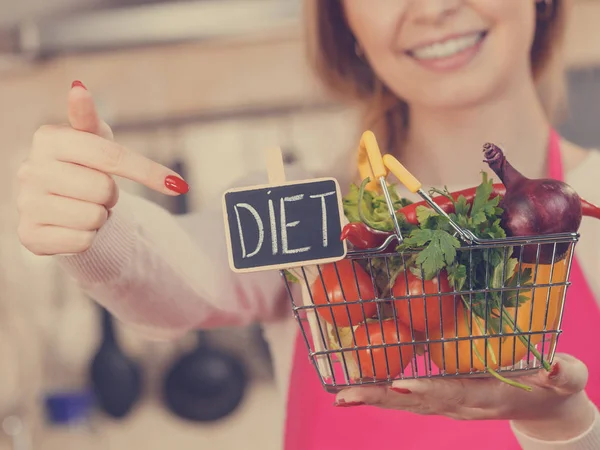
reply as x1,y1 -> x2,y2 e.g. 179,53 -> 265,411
162,330 -> 247,422
2,414 -> 31,450
44,390 -> 107,450
89,306 -> 142,418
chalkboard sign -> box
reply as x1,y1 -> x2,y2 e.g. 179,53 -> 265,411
222,177 -> 347,273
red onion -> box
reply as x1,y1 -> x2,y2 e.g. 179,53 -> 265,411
483,143 -> 582,264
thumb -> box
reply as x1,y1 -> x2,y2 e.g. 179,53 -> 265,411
67,80 -> 114,140
541,353 -> 589,394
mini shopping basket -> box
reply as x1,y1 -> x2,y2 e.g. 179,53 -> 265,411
281,131 -> 579,393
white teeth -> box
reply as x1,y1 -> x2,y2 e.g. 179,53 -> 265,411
411,33 -> 483,60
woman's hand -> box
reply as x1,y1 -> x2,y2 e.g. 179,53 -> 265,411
335,353 -> 597,441
16,81 -> 187,256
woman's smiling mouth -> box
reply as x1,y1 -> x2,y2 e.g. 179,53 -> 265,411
406,31 -> 488,72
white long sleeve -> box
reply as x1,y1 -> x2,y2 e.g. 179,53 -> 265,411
55,165 -> 309,340
511,403 -> 600,450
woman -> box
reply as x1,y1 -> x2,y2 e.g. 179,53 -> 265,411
14,0 -> 600,448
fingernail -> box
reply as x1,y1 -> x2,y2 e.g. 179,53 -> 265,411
549,362 -> 560,379
71,80 -> 87,90
334,400 -> 365,408
391,387 -> 412,395
165,175 -> 189,194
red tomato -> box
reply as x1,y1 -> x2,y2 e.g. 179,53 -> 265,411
311,259 -> 378,327
392,270 -> 457,333
352,319 -> 414,380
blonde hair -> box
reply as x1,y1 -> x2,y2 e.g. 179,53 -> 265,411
304,0 -> 569,153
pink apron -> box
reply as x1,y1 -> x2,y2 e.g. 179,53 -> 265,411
284,130 -> 600,450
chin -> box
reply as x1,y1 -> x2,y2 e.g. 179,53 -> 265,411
408,77 -> 502,111
382,69 -> 501,113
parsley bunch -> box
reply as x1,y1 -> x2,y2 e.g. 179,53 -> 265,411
398,172 -> 532,333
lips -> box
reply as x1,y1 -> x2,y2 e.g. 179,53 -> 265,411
407,31 -> 487,61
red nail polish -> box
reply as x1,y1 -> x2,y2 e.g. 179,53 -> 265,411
549,362 -> 560,379
165,175 -> 189,194
334,400 -> 365,407
391,387 -> 412,394
71,80 -> 87,90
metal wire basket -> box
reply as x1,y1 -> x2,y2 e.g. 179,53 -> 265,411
281,131 -> 579,393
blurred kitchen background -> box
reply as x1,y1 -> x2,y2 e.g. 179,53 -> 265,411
0,0 -> 599,449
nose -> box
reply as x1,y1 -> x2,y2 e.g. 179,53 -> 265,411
409,0 -> 461,24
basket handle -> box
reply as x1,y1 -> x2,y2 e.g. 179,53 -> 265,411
357,130 -> 423,193
383,154 -> 422,194
357,131 -> 387,192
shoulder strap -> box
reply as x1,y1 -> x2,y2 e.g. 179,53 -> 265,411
547,128 -> 563,180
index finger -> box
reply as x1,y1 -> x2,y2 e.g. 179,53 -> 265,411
45,126 -> 189,196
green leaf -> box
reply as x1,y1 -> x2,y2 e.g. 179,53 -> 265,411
454,195 -> 470,217
471,210 -> 487,226
416,206 -> 438,226
502,293 -> 531,308
506,267 -> 533,287
412,230 -> 460,280
470,171 -> 493,217
451,211 -> 470,230
485,219 -> 507,239
447,263 -> 467,291
502,267 -> 534,307
483,248 -> 504,268
414,244 -> 445,278
284,270 -> 299,283
490,255 -> 518,291
403,228 -> 434,248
